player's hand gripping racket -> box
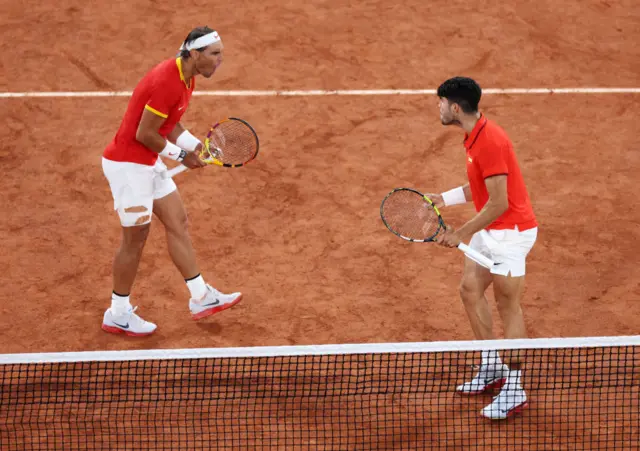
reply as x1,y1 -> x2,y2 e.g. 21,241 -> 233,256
162,117 -> 259,179
380,188 -> 495,269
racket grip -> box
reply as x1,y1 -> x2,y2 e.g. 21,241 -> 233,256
162,164 -> 189,179
457,243 -> 495,270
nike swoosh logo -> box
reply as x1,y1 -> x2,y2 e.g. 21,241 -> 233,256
113,321 -> 129,329
203,298 -> 221,307
500,403 -> 525,414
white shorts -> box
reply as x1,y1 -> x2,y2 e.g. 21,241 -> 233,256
468,226 -> 538,277
102,157 -> 177,227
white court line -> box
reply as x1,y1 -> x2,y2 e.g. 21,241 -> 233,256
1,88 -> 639,98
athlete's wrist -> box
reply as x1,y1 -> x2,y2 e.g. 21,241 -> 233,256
441,186 -> 467,206
159,141 -> 186,161
176,130 -> 202,152
456,227 -> 472,243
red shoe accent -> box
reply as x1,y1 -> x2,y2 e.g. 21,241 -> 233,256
101,324 -> 155,337
457,377 -> 507,396
505,401 -> 529,418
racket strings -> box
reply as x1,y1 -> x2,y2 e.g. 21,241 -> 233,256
381,190 -> 441,240
205,120 -> 258,165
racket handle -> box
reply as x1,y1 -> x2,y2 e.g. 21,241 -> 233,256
457,243 -> 495,270
162,164 -> 188,179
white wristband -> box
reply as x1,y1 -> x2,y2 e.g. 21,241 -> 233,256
441,186 -> 467,206
159,141 -> 187,162
176,130 -> 202,151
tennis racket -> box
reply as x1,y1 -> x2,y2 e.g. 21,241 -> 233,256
162,117 -> 259,179
380,188 -> 495,269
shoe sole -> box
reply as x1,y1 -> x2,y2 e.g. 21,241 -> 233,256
101,324 -> 156,337
191,294 -> 243,320
456,378 -> 507,396
483,400 -> 529,420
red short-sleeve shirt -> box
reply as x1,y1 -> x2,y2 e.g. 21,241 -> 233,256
464,114 -> 537,231
103,58 -> 195,165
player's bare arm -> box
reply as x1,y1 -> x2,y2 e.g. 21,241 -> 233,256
457,176 -> 508,237
462,183 -> 472,202
167,122 -> 187,144
136,111 -> 205,169
437,176 -> 508,247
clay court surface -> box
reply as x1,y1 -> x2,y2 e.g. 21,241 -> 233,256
1,0 -> 640,449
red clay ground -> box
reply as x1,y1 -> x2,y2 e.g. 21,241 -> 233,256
3,95 -> 640,351
1,0 -> 640,449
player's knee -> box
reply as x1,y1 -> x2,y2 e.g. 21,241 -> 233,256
176,209 -> 189,231
121,222 -> 151,249
494,277 -> 524,313
166,209 -> 190,235
459,277 -> 482,303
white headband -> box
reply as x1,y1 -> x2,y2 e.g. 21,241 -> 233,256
180,31 -> 221,51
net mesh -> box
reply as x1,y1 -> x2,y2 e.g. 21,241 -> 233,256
381,189 -> 441,241
1,337 -> 639,450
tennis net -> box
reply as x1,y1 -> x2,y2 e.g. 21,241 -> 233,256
1,336 -> 638,450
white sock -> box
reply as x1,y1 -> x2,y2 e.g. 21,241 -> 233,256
481,350 -> 504,368
505,370 -> 524,391
186,274 -> 208,300
111,292 -> 131,316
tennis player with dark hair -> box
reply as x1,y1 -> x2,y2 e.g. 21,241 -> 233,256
101,26 -> 242,336
427,76 -> 538,419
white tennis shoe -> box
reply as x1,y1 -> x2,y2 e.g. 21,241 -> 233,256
189,284 -> 242,320
102,306 -> 157,337
456,364 -> 509,395
481,386 -> 528,420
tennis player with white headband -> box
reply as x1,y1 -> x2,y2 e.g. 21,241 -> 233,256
100,26 -> 242,336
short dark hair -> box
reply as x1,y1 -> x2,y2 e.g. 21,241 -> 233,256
437,77 -> 482,113
178,26 -> 216,59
